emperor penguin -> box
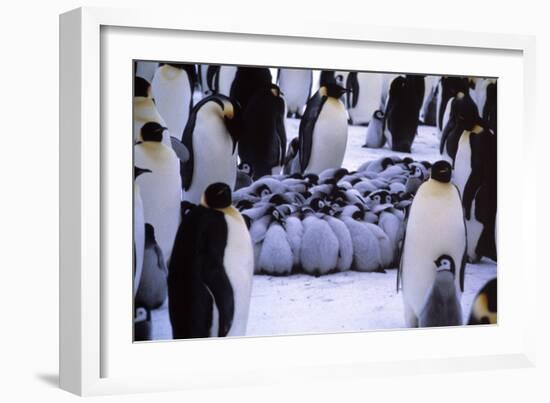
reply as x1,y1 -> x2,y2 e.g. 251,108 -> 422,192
239,84 -> 287,179
168,182 -> 254,338
418,255 -> 463,327
181,94 -> 242,204
135,122 -> 182,266
135,223 -> 168,310
467,278 -> 497,325
258,208 -> 294,275
300,208 -> 339,276
133,77 -> 170,146
383,74 -> 425,153
363,110 -> 385,148
298,83 -> 349,175
455,125 -> 497,262
134,166 -> 150,296
151,63 -> 197,141
419,76 -> 439,125
398,160 -> 467,327
277,68 -> 312,118
346,72 -> 384,126
436,76 -> 471,133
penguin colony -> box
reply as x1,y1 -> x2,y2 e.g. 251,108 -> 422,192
132,61 -> 498,339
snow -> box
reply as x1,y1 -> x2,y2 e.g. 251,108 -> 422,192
148,117 -> 497,340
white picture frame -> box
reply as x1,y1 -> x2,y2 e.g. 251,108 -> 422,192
59,6 -> 537,396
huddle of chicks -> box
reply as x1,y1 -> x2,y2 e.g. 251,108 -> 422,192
233,155 -> 431,276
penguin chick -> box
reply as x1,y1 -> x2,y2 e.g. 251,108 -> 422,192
418,255 -> 463,327
363,110 -> 385,148
135,223 -> 168,310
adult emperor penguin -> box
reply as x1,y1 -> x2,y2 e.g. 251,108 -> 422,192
135,122 -> 182,266
151,63 -> 197,141
383,74 -> 425,152
467,278 -> 497,325
346,72 -> 384,126
455,125 -> 497,262
418,255 -> 463,327
133,77 -> 170,146
298,83 -> 349,175
135,223 -> 168,310
168,182 -> 254,338
134,166 -> 150,296
181,94 -> 242,204
398,160 -> 467,327
238,84 -> 286,179
277,68 -> 312,118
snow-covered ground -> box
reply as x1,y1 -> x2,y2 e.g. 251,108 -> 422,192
149,119 -> 497,340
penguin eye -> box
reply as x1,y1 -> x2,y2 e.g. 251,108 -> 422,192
374,195 -> 380,202
319,201 -> 325,208
261,189 -> 270,197
386,196 -> 392,204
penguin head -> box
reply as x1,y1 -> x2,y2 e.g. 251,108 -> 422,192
238,162 -> 253,176
220,96 -> 243,153
381,157 -> 395,170
134,166 -> 151,179
454,92 -> 480,131
468,278 -> 497,325
140,122 -> 167,143
434,254 -> 456,274
203,182 -> 232,209
368,190 -> 391,206
309,197 -> 331,214
430,160 -> 452,183
235,199 -> 254,211
409,165 -> 424,180
269,193 -> 289,205
144,223 -> 158,245
134,76 -> 151,98
320,83 -> 349,99
304,173 -> 319,186
269,83 -> 283,97
255,184 -> 272,199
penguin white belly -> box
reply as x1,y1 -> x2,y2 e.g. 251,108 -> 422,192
133,97 -> 170,146
134,185 -> 145,296
305,99 -> 348,174
349,74 -> 383,125
199,64 -> 210,95
152,67 -> 192,141
278,69 -> 311,114
218,66 -> 238,96
284,216 -> 303,268
135,143 -> 182,265
401,182 -> 465,317
221,209 -> 254,337
184,116 -> 237,204
453,131 -> 472,196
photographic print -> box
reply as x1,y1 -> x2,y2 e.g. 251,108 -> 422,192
132,62 -> 497,342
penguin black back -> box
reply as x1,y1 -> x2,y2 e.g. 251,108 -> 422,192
230,67 -> 272,112
238,84 -> 287,179
168,202 -> 235,339
135,76 -> 151,97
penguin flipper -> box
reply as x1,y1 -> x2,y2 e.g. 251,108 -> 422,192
299,92 -> 326,173
396,205 -> 411,293
180,104 -> 198,191
462,133 -> 484,219
275,98 -> 287,166
170,136 -> 190,162
200,250 -> 235,337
